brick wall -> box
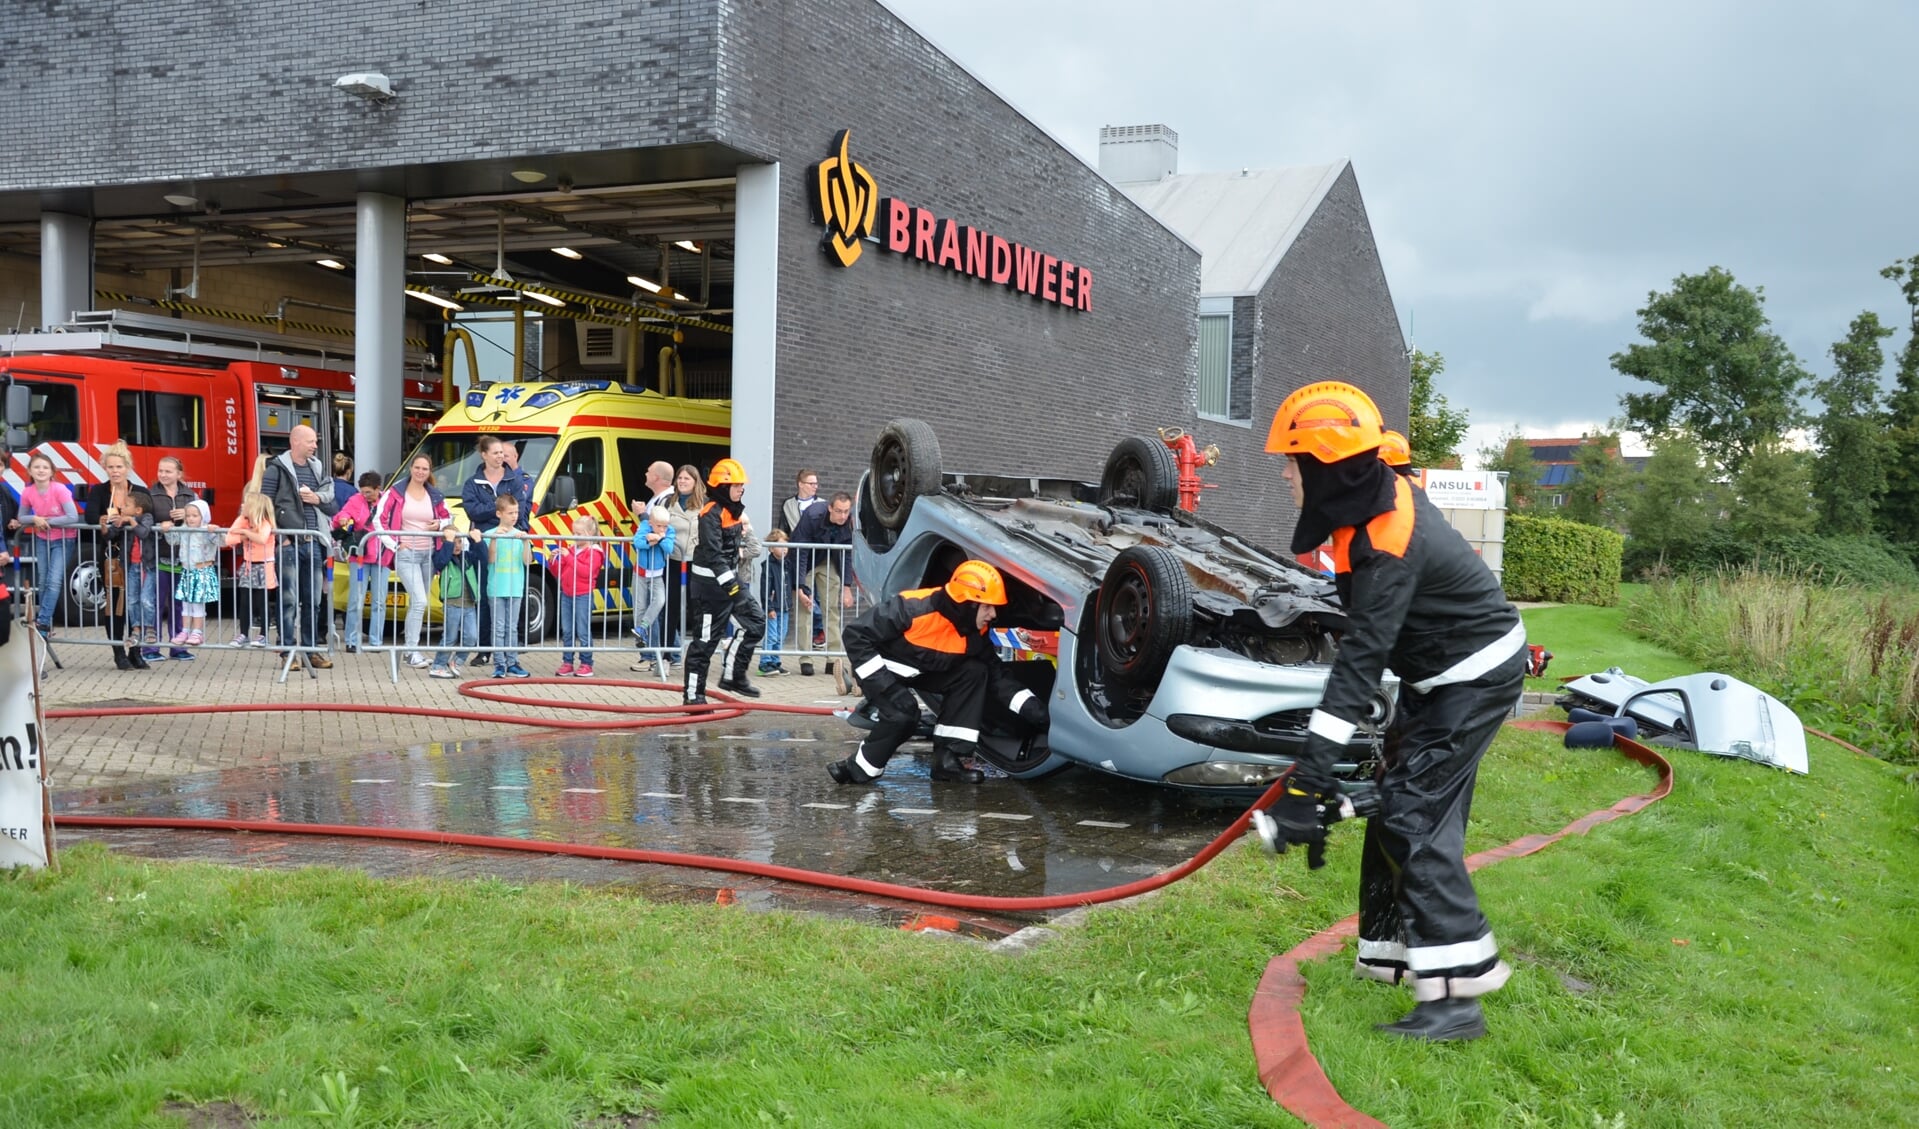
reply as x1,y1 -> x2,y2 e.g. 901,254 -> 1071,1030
1194,166 -> 1410,548
714,0 -> 1202,518
0,0 -> 723,190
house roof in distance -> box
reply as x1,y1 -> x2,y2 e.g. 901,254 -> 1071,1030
1121,161 -> 1348,296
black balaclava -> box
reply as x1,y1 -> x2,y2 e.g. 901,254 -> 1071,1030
1289,449 -> 1399,554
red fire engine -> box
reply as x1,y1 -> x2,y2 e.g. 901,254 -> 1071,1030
2,309 -> 444,518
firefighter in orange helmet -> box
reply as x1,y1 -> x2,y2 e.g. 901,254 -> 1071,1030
1378,429 -> 1416,475
682,458 -> 767,704
827,559 -> 1017,785
1258,380 -> 1527,1043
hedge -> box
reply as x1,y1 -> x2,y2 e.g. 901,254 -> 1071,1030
1622,531 -> 1919,588
1503,514 -> 1624,605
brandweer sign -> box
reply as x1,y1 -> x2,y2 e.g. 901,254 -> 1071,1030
809,131 -> 1092,313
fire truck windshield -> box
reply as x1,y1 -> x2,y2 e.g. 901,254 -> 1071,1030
396,433 -> 557,498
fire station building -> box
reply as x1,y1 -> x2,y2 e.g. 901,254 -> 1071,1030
0,0 -> 1407,548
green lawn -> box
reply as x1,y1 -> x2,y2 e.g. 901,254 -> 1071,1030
1521,585 -> 1697,692
5,723 -> 1916,1127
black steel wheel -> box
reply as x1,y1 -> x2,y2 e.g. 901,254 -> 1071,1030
869,418 -> 942,531
1095,544 -> 1195,688
1098,435 -> 1180,512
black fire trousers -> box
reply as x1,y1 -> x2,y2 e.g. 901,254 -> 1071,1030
682,590 -> 764,700
1356,650 -> 1526,997
851,658 -> 990,778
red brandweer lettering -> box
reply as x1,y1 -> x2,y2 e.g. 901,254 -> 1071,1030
1014,245 -> 1041,293
884,198 -> 911,253
989,236 -> 1012,284
1040,254 -> 1059,302
963,226 -> 987,278
913,207 -> 935,261
1058,259 -> 1076,307
935,218 -> 963,269
1076,267 -> 1092,311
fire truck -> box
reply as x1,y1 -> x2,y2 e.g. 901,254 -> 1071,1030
1,308 -> 446,617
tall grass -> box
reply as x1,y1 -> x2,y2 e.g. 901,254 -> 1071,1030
1623,570 -> 1919,760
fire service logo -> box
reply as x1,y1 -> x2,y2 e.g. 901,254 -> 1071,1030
810,130 -> 878,267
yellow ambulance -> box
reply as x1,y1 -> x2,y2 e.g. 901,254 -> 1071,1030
334,380 -> 730,639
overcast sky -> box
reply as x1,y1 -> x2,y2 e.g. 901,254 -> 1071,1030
882,0 -> 1919,461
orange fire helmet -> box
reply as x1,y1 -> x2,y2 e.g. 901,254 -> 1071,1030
707,458 -> 748,487
945,559 -> 1008,606
1266,381 -> 1384,463
1378,429 -> 1412,468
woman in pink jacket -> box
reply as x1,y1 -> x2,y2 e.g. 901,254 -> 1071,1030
545,514 -> 605,676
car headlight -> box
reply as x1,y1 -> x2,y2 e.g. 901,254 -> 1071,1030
1162,760 -> 1292,787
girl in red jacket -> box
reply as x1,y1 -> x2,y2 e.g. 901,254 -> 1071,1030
546,514 -> 605,676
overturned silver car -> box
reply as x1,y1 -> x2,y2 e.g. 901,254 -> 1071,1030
851,419 -> 1393,795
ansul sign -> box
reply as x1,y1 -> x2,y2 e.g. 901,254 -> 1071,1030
809,130 -> 1092,313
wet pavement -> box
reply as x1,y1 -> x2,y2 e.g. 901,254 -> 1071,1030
55,710 -> 1250,932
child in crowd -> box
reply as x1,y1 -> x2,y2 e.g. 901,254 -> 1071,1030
333,470 -> 389,652
757,529 -> 791,677
485,495 -> 531,678
169,500 -> 220,646
429,523 -> 482,680
627,504 -> 677,678
122,492 -> 159,650
226,491 -> 278,646
5,451 -> 80,636
547,513 -> 605,677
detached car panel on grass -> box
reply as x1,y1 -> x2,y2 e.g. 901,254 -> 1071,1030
851,419 -> 1393,795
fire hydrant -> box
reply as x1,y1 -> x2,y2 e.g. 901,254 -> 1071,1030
1158,427 -> 1220,512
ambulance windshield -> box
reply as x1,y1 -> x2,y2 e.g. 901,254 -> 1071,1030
396,433 -> 557,499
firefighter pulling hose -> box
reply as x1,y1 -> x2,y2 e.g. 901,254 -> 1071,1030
1253,380 -> 1529,1043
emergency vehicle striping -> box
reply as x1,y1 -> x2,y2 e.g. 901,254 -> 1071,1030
5,442 -> 132,495
564,415 -> 731,438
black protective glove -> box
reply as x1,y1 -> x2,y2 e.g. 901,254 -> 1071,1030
1257,783 -> 1338,869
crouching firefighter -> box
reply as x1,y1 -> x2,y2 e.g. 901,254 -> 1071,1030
1254,380 -> 1528,1043
829,560 -> 1038,785
682,458 -> 766,705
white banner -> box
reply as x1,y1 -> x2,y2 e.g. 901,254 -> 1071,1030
1416,469 -> 1506,511
0,621 -> 50,869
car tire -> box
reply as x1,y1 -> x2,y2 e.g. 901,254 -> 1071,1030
870,418 -> 942,531
1095,544 -> 1194,688
1098,436 -> 1180,512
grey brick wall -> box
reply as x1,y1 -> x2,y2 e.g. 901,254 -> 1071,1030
0,0 -> 723,190
1193,166 -> 1411,549
715,0 -> 1202,515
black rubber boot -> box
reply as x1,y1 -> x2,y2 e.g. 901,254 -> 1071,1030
827,756 -> 878,785
718,676 -> 761,699
126,649 -> 152,671
930,742 -> 984,784
1375,998 -> 1486,1042
113,647 -> 133,671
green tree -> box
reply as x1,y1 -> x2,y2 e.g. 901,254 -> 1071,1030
1730,437 -> 1815,541
1479,430 -> 1539,511
1612,267 -> 1809,476
1407,348 -> 1470,468
1877,256 -> 1919,547
1560,432 -> 1630,530
1813,311 -> 1891,536
1627,435 -> 1717,556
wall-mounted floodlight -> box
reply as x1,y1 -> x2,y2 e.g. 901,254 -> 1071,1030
334,72 -> 394,102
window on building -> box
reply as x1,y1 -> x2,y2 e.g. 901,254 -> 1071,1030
20,380 -> 80,444
1198,297 -> 1246,422
117,390 -> 206,448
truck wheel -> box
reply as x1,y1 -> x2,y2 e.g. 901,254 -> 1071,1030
65,560 -> 105,624
524,578 -> 556,642
1098,436 -> 1180,512
870,418 -> 942,531
1096,545 -> 1194,688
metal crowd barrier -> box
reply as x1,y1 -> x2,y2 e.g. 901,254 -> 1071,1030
7,524 -> 339,684
341,529 -> 870,684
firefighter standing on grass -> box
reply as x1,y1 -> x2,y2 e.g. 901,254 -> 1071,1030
1256,381 -> 1527,1042
682,458 -> 767,705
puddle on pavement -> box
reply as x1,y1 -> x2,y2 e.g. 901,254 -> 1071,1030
55,712 -> 1249,929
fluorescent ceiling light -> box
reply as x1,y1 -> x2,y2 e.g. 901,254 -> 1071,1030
552,247 -> 583,260
674,240 -> 701,254
626,275 -> 662,294
510,169 -> 546,184
525,291 -> 566,308
162,193 -> 198,208
422,252 -> 453,265
406,290 -> 465,311
316,259 -> 346,270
